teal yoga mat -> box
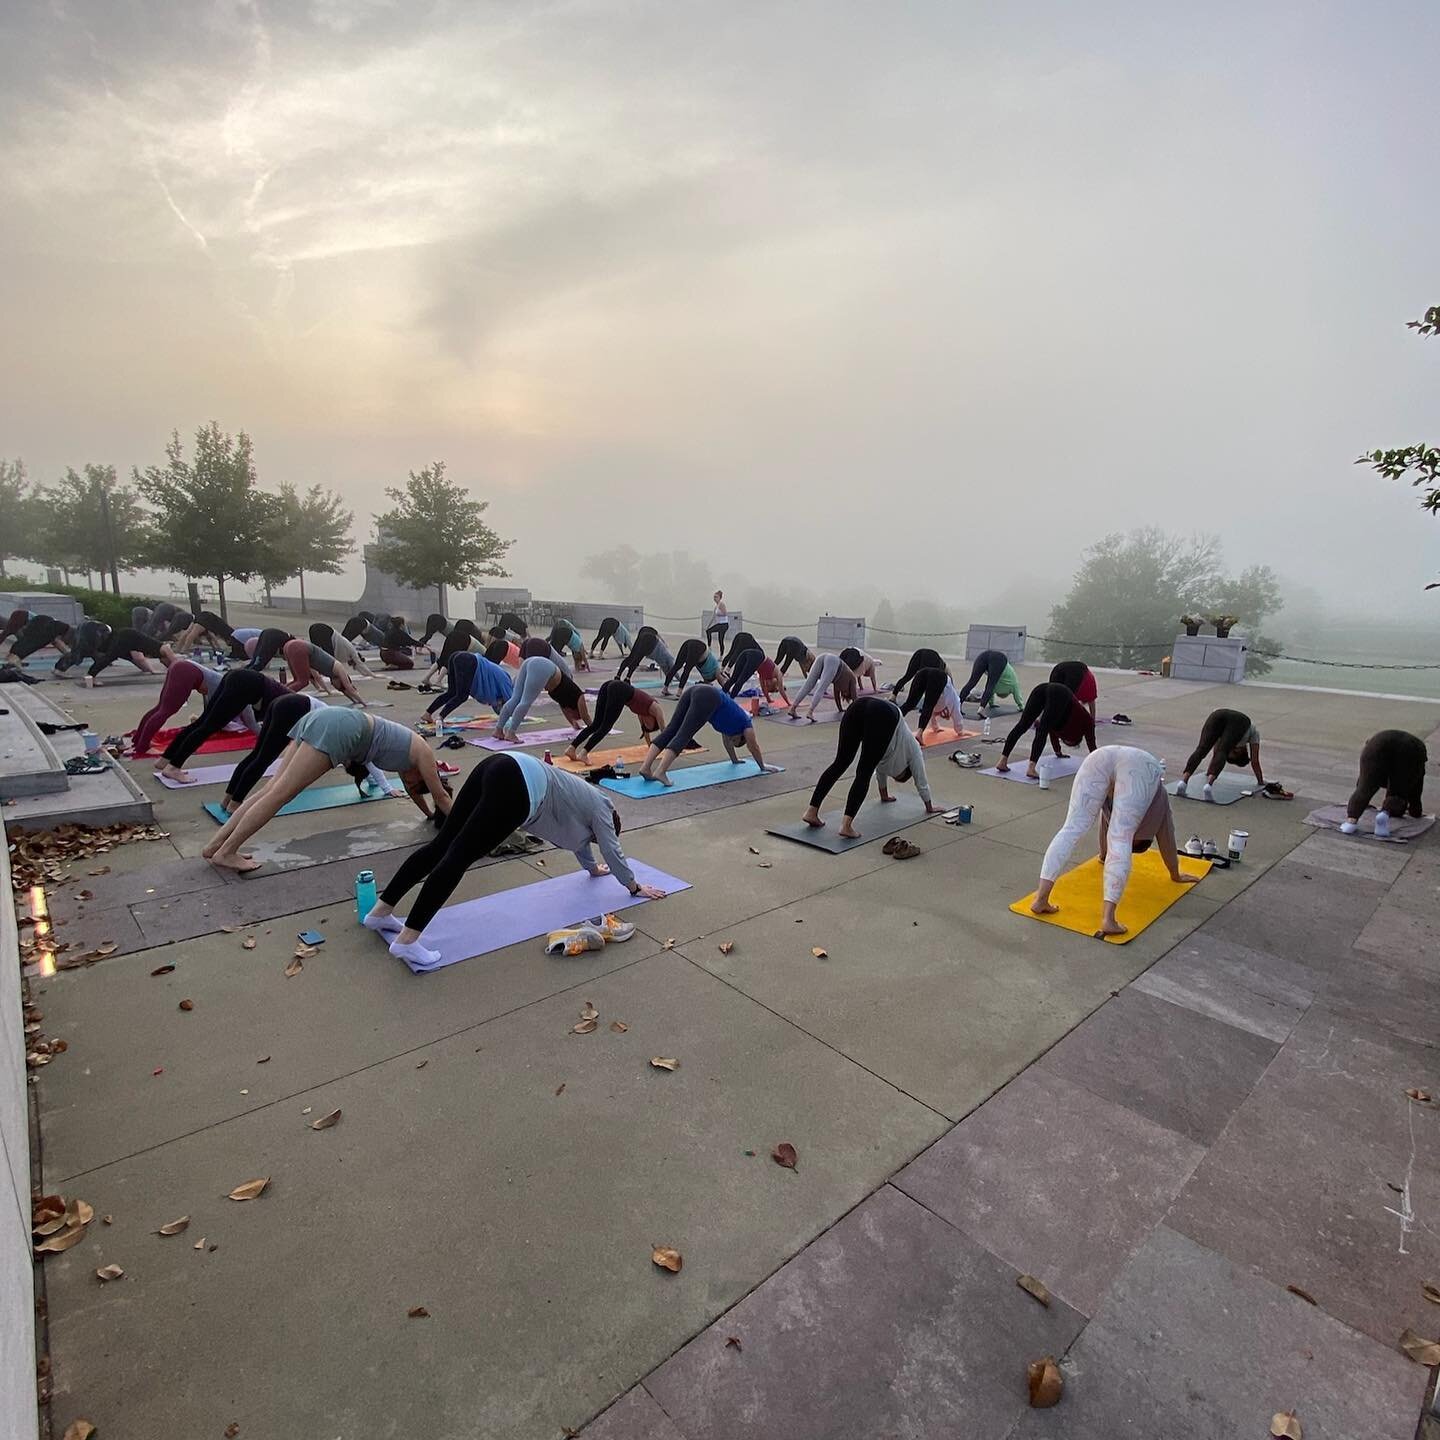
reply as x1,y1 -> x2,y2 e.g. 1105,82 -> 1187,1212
203,780 -> 393,823
599,759 -> 781,797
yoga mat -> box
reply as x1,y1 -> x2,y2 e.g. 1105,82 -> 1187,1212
141,727 -> 255,756
158,759 -> 280,789
920,725 -> 980,748
552,743 -> 697,774
981,754 -> 1084,785
470,725 -> 598,751
763,706 -> 844,727
1167,775 -> 1258,806
1303,805 -> 1435,843
766,794 -> 930,853
390,861 -> 691,973
600,759 -> 782,797
203,780 -> 393,823
1010,850 -> 1211,944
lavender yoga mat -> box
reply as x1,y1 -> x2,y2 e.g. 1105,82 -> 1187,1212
390,860 -> 690,973
469,725 -> 604,751
157,759 -> 280,789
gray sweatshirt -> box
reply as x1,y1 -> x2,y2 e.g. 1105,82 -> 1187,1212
528,765 -> 636,890
876,708 -> 933,807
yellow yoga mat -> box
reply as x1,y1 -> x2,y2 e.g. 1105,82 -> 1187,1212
1010,850 -> 1211,944
551,744 -> 704,774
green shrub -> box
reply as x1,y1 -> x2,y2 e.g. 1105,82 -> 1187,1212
0,572 -> 161,629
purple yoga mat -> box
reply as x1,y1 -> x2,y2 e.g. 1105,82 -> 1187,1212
391,860 -> 690,972
156,759 -> 281,789
469,725 -> 606,751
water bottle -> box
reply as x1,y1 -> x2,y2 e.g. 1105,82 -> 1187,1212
982,716 -> 992,739
355,869 -> 377,922
543,750 -> 553,765
1159,758 -> 1167,775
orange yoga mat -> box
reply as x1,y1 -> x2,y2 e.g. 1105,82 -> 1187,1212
920,725 -> 980,747
552,743 -> 658,773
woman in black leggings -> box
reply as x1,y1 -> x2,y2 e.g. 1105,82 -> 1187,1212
640,684 -> 774,785
723,648 -> 766,697
616,627 -> 659,681
1342,730 -> 1428,836
55,620 -> 111,673
890,647 -> 945,695
1176,709 -> 1265,796
177,611 -> 246,658
495,611 -> 529,639
955,649 -> 1007,709
774,636 -> 814,675
898,668 -> 964,737
245,627 -> 293,672
417,613 -> 451,650
220,693 -> 314,811
591,617 -> 627,656
724,630 -> 760,663
342,613 -> 385,646
6,617 -> 73,662
156,669 -> 288,782
995,682 -> 1095,778
663,638 -> 716,693
85,628 -> 166,685
566,679 -> 665,760
802,696 -> 938,838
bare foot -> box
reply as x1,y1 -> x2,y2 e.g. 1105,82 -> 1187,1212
801,811 -> 824,828
1026,767 -> 1039,780
995,761 -> 1009,773
221,798 -> 237,813
657,773 -> 674,787
1030,899 -> 1060,916
160,766 -> 196,785
837,825 -> 860,839
1098,918 -> 1128,936
208,850 -> 262,874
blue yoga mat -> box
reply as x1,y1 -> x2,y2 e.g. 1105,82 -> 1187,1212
599,759 -> 781,798
203,780 -> 393,823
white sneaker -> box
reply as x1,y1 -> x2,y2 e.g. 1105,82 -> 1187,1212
1174,778 -> 1187,796
1184,834 -> 1204,857
1339,820 -> 1359,835
1201,838 -> 1220,858
1202,782 -> 1214,801
1373,811 -> 1391,839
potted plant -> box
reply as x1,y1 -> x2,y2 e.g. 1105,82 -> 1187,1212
1180,615 -> 1202,637
1210,614 -> 1238,638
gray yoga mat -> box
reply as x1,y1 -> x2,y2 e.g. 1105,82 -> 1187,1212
1167,775 -> 1259,806
766,793 -> 930,853
1303,805 -> 1435,843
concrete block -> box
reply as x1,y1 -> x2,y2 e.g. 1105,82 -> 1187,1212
966,624 -> 1026,662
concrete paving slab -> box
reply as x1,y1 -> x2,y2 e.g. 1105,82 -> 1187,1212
1319,948 -> 1440,1049
1286,828 -> 1414,884
584,1387 -> 687,1440
645,1184 -> 1084,1440
895,1069 -> 1204,1316
1352,900 -> 1440,970
1037,988 -> 1279,1146
41,955 -> 945,1440
1007,1225 -> 1423,1440
1165,1005 -> 1440,1346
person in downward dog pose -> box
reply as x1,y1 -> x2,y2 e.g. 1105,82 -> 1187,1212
788,652 -> 859,722
955,648 -> 1024,716
2,615 -> 72,664
492,610 -> 529,640
1030,745 -> 1199,937
994,682 -> 1097,778
638,684 -> 778,787
1174,708 -> 1266,798
898,667 -> 968,741
722,647 -> 791,708
308,623 -> 379,677
244,628 -> 294,672
889,647 -> 945,696
153,669 -> 289,781
839,647 -> 882,691
1048,659 -> 1098,719
174,611 -> 249,659
417,613 -> 452,651
279,638 -> 367,705
1340,729 -> 1428,837
565,679 -> 666,762
546,619 -> 592,672
662,638 -> 719,694
130,654 -> 228,756
492,654 -> 591,741
83,628 -> 168,685
774,635 -> 815,676
615,627 -> 674,682
520,634 -> 573,675
590,617 -> 632,657
54,619 -> 112,675
425,651 -> 514,725
342,613 -> 387,647
723,630 -> 760,664
801,695 -> 941,839
361,752 -> 664,968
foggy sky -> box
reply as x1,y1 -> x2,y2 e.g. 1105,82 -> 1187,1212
1,0 -> 1436,615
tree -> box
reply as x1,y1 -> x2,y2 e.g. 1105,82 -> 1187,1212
136,424 -> 269,620
1357,305 -> 1439,587
253,483 -> 355,611
254,486 -> 301,608
0,459 -> 45,578
39,465 -> 152,592
371,461 -> 511,612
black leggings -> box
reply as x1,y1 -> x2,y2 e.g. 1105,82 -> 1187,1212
246,628 -> 292,671
1184,709 -> 1253,782
496,612 -> 529,639
665,639 -> 708,689
1002,683 -> 1073,765
547,622 -> 575,652
309,623 -> 336,656
196,612 -> 245,657
592,617 -> 622,654
573,680 -> 634,752
615,630 -> 659,682
725,631 -> 759,662
1347,730 -> 1427,821
775,637 -> 811,675
956,650 -> 1006,707
0,609 -> 27,644
809,696 -> 901,819
380,753 -> 531,933
427,653 -> 479,720
437,620 -> 480,665
55,621 -> 110,672
343,616 -> 386,646
724,650 -> 764,696
418,613 -> 450,648
892,648 -> 944,694
10,620 -> 71,659
162,670 -> 271,766
156,610 -> 193,642
705,623 -> 729,651
899,668 -> 950,731
226,694 -> 311,804
89,629 -> 163,679
655,684 -> 724,753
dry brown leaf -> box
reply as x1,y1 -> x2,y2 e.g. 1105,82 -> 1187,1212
571,1019 -> 598,1034
407,1305 -> 430,1319
227,1177 -> 270,1202
811,946 -> 827,959
88,866 -> 110,876
32,1195 -> 67,1235
651,1246 -> 683,1273
283,956 -> 302,977
225,1426 -> 240,1439
663,938 -> 677,950
177,998 -> 195,1012
610,1020 -> 629,1033
241,936 -> 257,951
76,889 -> 93,901
1017,1274 -> 1052,1307
95,1264 -> 124,1282
555,1083 -> 566,1096
36,1225 -> 87,1254
650,1057 -> 680,1071
748,846 -> 760,854
725,1335 -> 742,1351
1027,1356 -> 1063,1408
1406,1088 -> 1433,1103
1424,1283 -> 1440,1306
717,942 -> 734,955
73,1199 -> 94,1228
772,1142 -> 798,1170
193,1237 -> 206,1250
149,964 -> 175,977
309,1109 -> 342,1131
93,941 -> 118,957
580,1002 -> 598,1021
1271,1410 -> 1302,1439
757,861 -> 773,868
1286,1284 -> 1317,1305
156,1216 -> 190,1236
62,1421 -> 96,1440
257,1056 -> 271,1064
294,943 -> 318,959
1400,1328 -> 1440,1365
101,1216 -> 112,1226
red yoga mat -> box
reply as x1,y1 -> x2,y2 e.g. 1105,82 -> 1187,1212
134,727 -> 256,757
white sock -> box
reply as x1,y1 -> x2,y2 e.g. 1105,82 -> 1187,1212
1374,811 -> 1391,837
389,937 -> 441,968
1174,779 -> 1187,795
363,908 -> 403,935
1339,820 -> 1359,835
1202,781 -> 1214,797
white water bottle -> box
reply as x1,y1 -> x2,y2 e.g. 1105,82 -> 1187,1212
982,716 -> 992,739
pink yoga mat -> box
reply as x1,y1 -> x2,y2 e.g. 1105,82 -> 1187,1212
388,861 -> 690,972
156,759 -> 281,789
469,725 -> 611,751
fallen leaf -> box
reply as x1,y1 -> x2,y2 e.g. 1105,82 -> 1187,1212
610,1020 -> 629,1033
62,1422 -> 96,1440
32,1195 -> 67,1235
283,956 -> 302,977
193,1237 -> 206,1250
663,938 -> 677,950
1286,1284 -> 1317,1306
93,941 -> 117,957
717,942 -> 734,955
220,925 -> 238,933
76,889 -> 93,901
650,1057 -> 680,1071
88,866 -> 110,876
1027,1356 -> 1063,1408
414,1059 -> 427,1069
309,1109 -> 342,1130
177,998 -> 194,1012
227,1177 -> 270,1202
1424,1283 -> 1440,1306
241,936 -> 257,951
156,1216 -> 190,1236
772,1142 -> 798,1170
571,1019 -> 597,1034
555,1083 -> 566,1096
95,1264 -> 124,1282
36,1225 -> 87,1254
580,1002 -> 598,1021
811,946 -> 827,959
149,964 -> 175,977
1017,1274 -> 1052,1307
1271,1410 -> 1302,1439
152,1067 -> 164,1076
101,1216 -> 112,1226
1407,1088 -> 1432,1104
651,1246 -> 683,1273
725,1335 -> 742,1351
257,1056 -> 271,1064
225,1426 -> 240,1439
407,1305 -> 430,1319
757,861 -> 773,868
1400,1328 -> 1440,1365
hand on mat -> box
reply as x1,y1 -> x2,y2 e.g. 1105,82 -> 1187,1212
880,792 -> 896,803
924,801 -> 944,815
632,882 -> 666,899
1170,871 -> 1203,886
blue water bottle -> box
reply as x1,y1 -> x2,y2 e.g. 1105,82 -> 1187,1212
355,869 -> 377,922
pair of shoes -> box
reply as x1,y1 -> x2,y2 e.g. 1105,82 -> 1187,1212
1183,834 -> 1204,857
544,912 -> 637,956
950,751 -> 982,769
883,837 -> 922,859
439,734 -> 466,750
1111,713 -> 1133,726
1261,782 -> 1294,800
